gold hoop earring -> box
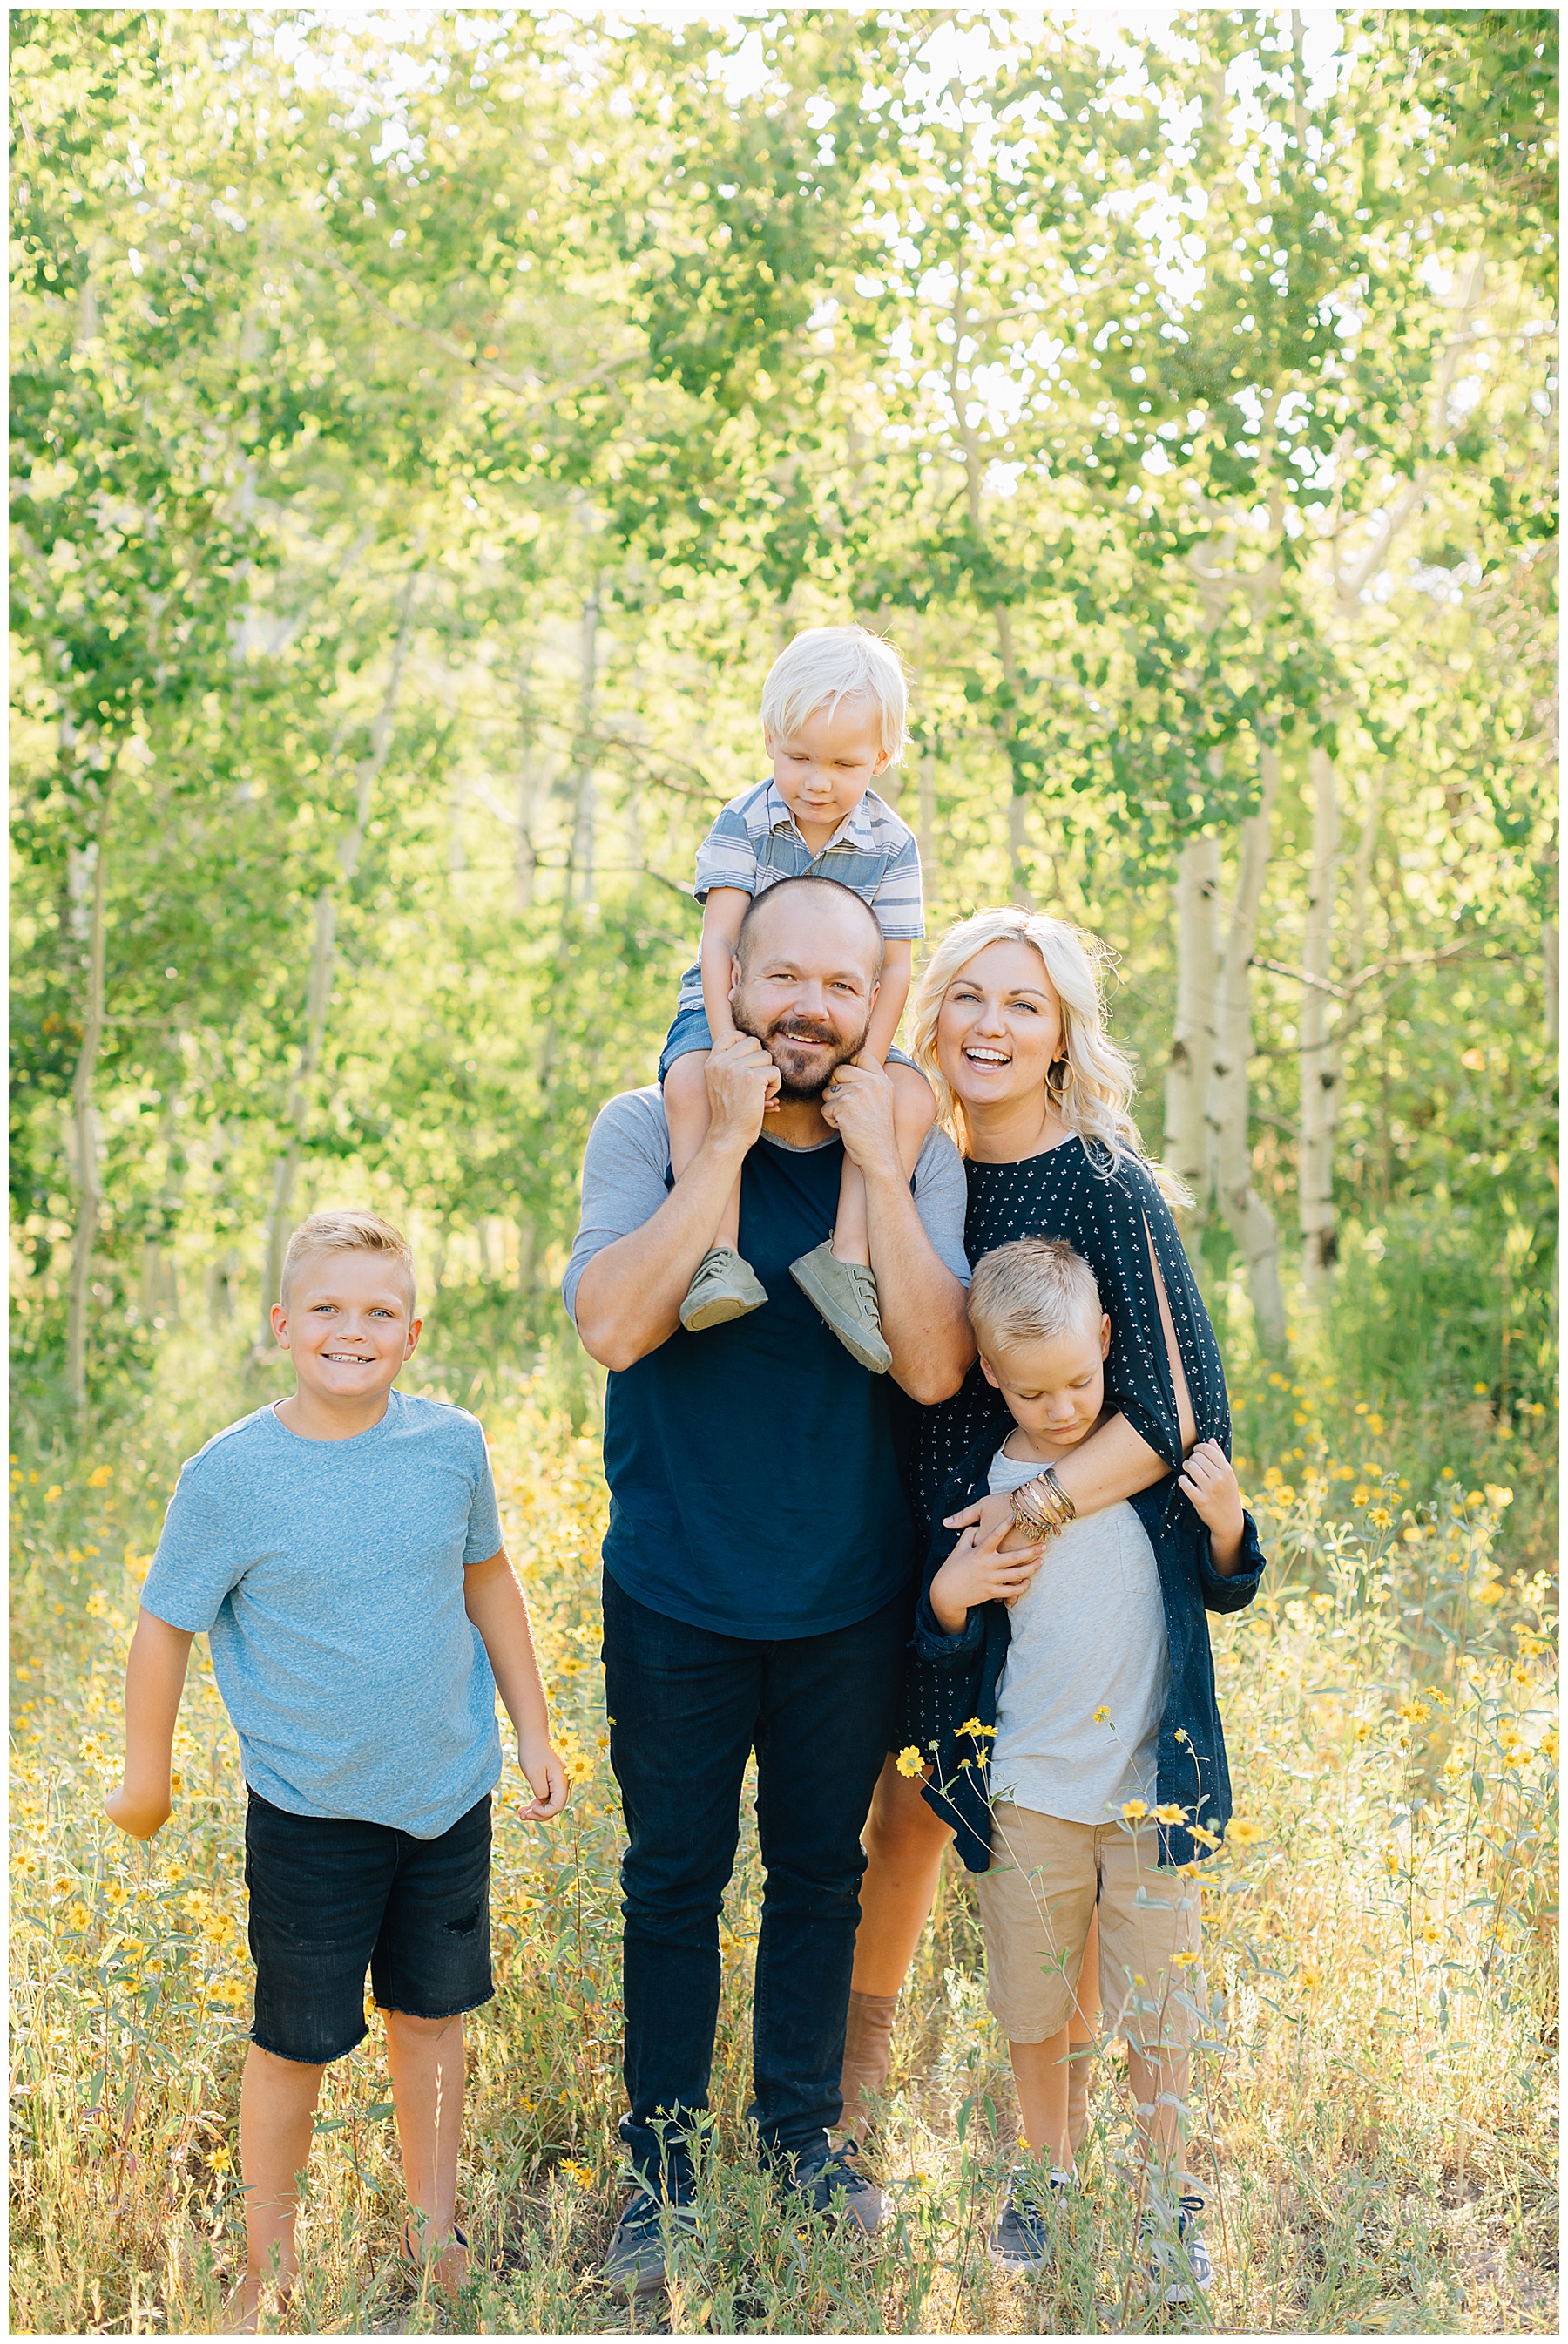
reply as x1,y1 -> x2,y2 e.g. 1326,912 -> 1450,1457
1050,1058 -> 1075,1098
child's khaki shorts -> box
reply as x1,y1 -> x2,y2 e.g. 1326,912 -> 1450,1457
975,1802 -> 1206,2053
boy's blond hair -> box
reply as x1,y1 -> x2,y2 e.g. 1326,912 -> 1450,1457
761,626 -> 909,764
967,1237 -> 1103,1359
280,1209 -> 416,1307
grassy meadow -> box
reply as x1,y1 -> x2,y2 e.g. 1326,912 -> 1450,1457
8,1303 -> 1558,2336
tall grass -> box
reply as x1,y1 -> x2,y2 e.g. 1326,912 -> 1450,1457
9,1329 -> 1558,2335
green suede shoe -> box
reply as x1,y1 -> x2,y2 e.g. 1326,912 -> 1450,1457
788,1242 -> 892,1373
679,1246 -> 769,1331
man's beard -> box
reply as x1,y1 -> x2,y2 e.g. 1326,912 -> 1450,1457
733,999 -> 871,1101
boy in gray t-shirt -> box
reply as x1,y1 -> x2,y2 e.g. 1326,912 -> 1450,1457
106,1211 -> 568,2325
926,1238 -> 1254,2302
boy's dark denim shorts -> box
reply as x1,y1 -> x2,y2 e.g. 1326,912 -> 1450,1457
244,1787 -> 494,2065
658,1001 -> 925,1085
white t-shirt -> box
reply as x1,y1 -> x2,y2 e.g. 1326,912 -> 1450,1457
986,1444 -> 1170,1826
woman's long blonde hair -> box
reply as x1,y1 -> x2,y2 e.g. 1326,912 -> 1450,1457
909,905 -> 1189,1203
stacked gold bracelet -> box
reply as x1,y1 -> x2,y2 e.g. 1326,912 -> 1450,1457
1008,1466 -> 1078,1544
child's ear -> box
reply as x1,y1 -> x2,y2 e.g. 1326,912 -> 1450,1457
978,1352 -> 1002,1391
1099,1312 -> 1112,1360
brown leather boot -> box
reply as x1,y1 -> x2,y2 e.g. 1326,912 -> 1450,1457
836,1988 -> 899,2140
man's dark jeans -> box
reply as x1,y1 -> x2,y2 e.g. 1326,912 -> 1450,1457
601,1568 -> 907,2192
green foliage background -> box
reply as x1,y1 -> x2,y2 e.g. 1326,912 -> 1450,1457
10,6 -> 1558,1460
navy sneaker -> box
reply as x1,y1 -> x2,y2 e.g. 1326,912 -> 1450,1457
987,2166 -> 1073,2273
1141,2191 -> 1213,2304
783,2140 -> 888,2235
603,2187 -> 698,2299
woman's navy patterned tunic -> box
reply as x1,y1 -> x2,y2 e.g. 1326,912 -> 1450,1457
899,1135 -> 1232,1758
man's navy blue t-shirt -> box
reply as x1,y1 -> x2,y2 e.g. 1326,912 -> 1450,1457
563,1087 -> 970,1639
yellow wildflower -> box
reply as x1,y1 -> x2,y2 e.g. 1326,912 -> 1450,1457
1172,1949 -> 1200,1969
1539,1731 -> 1558,1763
1352,1487 -> 1369,1507
1190,1824 -> 1220,1850
87,1465 -> 113,1487
1299,1964 -> 1321,1988
1396,1700 -> 1429,1724
209,2145 -> 233,2173
957,1717 -> 996,1738
1368,1507 -> 1393,1529
67,1902 -> 91,1932
1092,1706 -> 1112,1725
44,1485 -> 62,1502
1227,1817 -> 1263,1846
896,1746 -> 924,1778
1154,1803 -> 1186,1826
1120,1799 -> 1149,1820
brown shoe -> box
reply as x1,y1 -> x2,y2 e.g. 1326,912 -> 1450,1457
836,1988 -> 899,2142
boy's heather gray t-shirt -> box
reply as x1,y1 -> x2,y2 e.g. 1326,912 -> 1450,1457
141,1390 -> 504,1839
987,1445 -> 1169,1825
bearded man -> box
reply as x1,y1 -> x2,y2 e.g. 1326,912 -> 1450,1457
564,875 -> 972,2293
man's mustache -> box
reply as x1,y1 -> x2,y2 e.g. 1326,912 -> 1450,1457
768,1020 -> 838,1047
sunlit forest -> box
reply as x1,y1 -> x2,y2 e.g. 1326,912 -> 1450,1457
10,8 -> 1558,2334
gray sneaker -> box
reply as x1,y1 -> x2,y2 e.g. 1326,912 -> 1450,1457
680,1247 -> 768,1331
1140,2192 -> 1213,2304
788,1243 -> 891,1373
783,2140 -> 888,2235
988,2167 -> 1072,2273
602,2187 -> 698,2299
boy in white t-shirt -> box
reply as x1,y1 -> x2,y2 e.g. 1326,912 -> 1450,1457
917,1238 -> 1265,2300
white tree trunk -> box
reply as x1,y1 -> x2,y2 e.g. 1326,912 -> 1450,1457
66,784 -> 112,1415
994,606 -> 1034,906
1299,744 -> 1342,1286
513,654 -> 538,912
917,741 -> 939,918
1544,919 -> 1558,1048
1165,834 -> 1220,1243
565,585 -> 601,904
1208,747 -> 1287,1351
259,576 -> 418,1341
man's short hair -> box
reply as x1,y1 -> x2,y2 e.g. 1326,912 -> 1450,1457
734,876 -> 886,980
280,1209 -> 416,1309
967,1238 -> 1103,1358
760,626 -> 909,764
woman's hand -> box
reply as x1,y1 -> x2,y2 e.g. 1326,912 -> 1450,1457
943,1487 -> 1045,1555
929,1514 -> 1049,1634
1178,1439 -> 1246,1575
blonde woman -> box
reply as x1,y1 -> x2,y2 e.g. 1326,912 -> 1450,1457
839,906 -> 1232,2151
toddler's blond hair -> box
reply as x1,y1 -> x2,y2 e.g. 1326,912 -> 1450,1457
967,1237 -> 1103,1360
761,626 -> 909,764
280,1209 -> 416,1307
